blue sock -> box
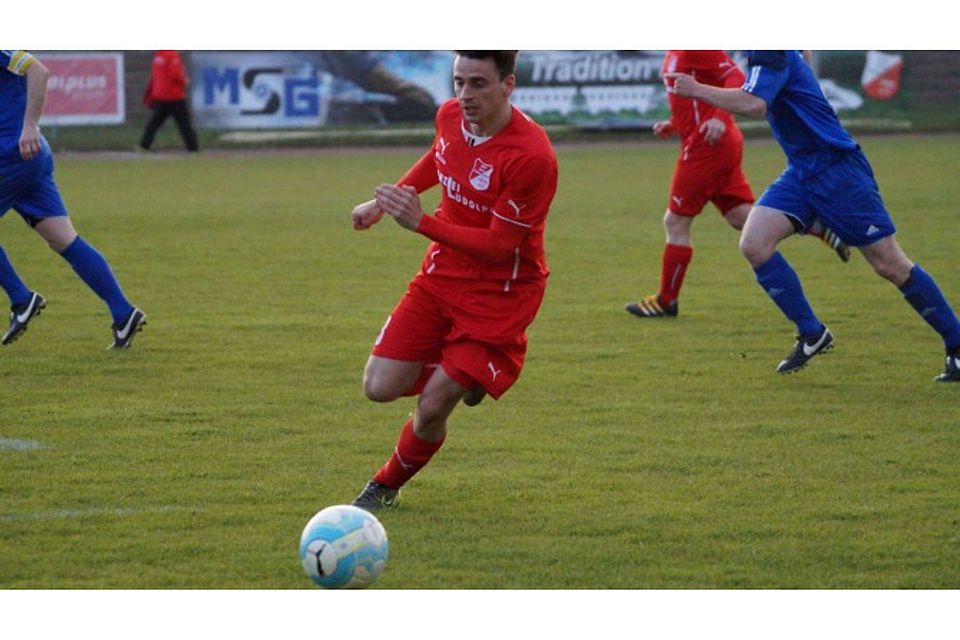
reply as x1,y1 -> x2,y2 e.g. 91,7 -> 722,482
899,264 -> 960,353
60,236 -> 134,324
754,252 -> 823,337
0,246 -> 32,307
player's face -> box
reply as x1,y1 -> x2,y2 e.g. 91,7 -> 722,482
453,56 -> 515,131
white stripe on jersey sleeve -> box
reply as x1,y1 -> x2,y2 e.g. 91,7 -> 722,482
743,65 -> 761,93
491,210 -> 533,228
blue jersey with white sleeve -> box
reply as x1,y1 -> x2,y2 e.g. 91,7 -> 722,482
0,50 -> 36,160
742,50 -> 858,179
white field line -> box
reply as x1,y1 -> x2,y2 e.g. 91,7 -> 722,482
0,438 -> 46,451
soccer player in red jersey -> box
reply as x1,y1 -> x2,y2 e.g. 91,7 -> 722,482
626,50 -> 849,319
348,51 -> 558,511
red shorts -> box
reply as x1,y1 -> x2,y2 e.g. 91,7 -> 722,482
667,144 -> 754,217
371,275 -> 546,400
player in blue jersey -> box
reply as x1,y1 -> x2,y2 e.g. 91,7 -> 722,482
667,50 -> 960,382
0,50 -> 146,348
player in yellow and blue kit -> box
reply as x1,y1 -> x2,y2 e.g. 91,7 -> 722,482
667,50 -> 960,382
0,50 -> 146,348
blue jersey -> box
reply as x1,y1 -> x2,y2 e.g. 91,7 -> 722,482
1,50 -> 36,160
742,50 -> 858,179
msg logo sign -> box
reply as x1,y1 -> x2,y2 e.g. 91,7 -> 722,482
191,52 -> 332,128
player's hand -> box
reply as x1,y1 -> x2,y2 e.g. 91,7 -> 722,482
700,118 -> 726,145
375,184 -> 423,231
652,120 -> 675,140
19,123 -> 42,161
352,199 -> 385,230
664,72 -> 698,98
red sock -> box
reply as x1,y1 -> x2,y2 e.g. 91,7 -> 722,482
659,243 -> 693,305
373,418 -> 445,489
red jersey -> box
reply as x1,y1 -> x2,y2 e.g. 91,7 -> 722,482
148,50 -> 188,102
662,50 -> 745,152
398,99 -> 558,291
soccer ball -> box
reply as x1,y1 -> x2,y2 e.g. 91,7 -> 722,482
299,504 -> 389,589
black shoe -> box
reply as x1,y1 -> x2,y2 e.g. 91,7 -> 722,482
352,480 -> 400,512
2,292 -> 46,346
108,307 -> 147,350
777,326 -> 834,374
463,386 -> 487,407
625,294 -> 678,318
822,228 -> 851,263
934,350 -> 960,382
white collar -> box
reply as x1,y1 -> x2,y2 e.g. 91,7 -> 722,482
461,120 -> 493,147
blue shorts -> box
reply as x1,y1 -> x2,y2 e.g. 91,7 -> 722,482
757,147 -> 896,247
0,138 -> 69,225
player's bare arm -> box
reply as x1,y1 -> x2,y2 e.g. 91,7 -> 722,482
375,184 -> 423,231
665,72 -> 767,118
352,199 -> 385,230
20,58 -> 50,161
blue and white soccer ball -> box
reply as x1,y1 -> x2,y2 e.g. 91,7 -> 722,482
299,504 -> 389,589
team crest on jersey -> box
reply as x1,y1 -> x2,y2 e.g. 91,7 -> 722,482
469,158 -> 494,191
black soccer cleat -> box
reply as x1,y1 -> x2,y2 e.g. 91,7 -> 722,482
625,294 -> 678,318
822,228 -> 851,263
934,350 -> 960,382
2,292 -> 46,346
352,480 -> 400,512
108,307 -> 147,350
777,326 -> 834,374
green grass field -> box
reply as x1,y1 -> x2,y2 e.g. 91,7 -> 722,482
1,135 -> 958,589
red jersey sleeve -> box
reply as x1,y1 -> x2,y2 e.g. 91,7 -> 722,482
415,214 -> 522,263
685,50 -> 745,88
396,145 -> 439,193
488,153 -> 557,233
718,55 -> 745,89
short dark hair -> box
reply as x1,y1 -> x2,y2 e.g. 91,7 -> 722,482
454,51 -> 519,80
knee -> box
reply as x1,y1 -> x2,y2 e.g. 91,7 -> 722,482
362,371 -> 401,403
739,233 -> 773,266
34,219 -> 78,254
663,211 -> 692,244
46,237 -> 71,254
872,258 -> 912,286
